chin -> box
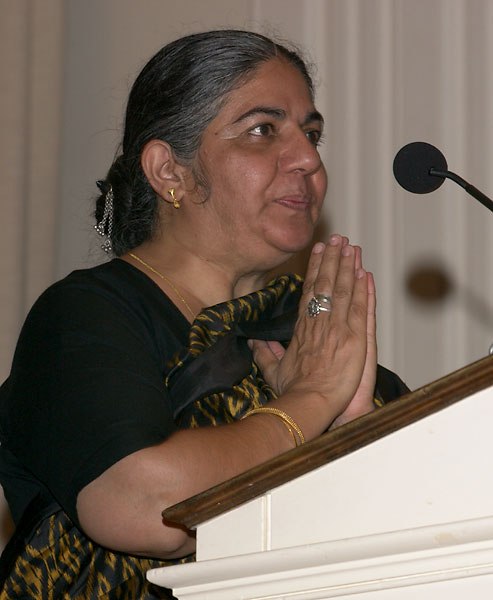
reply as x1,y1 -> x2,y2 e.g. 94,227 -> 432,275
271,226 -> 315,255
253,221 -> 316,272
255,238 -> 311,277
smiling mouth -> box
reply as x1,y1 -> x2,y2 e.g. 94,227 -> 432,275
275,195 -> 311,211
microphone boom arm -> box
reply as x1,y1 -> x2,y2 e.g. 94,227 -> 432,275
429,167 -> 493,214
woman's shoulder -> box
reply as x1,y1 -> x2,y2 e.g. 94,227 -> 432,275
49,258 -> 153,299
36,259 -> 177,322
20,259 -> 190,359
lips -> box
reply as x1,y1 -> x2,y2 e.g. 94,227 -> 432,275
275,194 -> 311,211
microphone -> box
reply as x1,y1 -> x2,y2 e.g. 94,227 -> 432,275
393,141 -> 493,214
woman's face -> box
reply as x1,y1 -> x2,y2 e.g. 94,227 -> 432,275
189,58 -> 327,272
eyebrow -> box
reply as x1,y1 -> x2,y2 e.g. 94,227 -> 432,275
233,106 -> 324,126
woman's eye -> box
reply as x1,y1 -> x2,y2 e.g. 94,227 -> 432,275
306,129 -> 323,146
249,123 -> 275,137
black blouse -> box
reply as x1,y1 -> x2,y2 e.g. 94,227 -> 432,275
0,259 -> 189,527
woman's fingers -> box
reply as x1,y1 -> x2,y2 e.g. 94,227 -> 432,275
302,242 -> 326,298
312,236 -> 345,296
299,235 -> 369,329
325,243 -> 356,319
248,340 -> 285,389
354,245 -> 362,271
330,272 -> 378,429
301,236 -> 344,306
346,267 -> 369,333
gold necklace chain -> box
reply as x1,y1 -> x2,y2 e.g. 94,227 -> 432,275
128,252 -> 195,320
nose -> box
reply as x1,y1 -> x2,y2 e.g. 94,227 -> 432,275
278,129 -> 323,175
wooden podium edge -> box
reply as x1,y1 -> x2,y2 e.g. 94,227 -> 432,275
163,354 -> 493,529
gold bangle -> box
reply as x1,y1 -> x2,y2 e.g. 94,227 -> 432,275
241,407 -> 305,447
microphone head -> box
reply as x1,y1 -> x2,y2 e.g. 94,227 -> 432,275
393,141 -> 448,194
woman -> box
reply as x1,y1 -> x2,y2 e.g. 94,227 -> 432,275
0,30 -> 407,598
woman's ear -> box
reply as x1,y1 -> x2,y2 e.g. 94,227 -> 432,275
141,140 -> 187,206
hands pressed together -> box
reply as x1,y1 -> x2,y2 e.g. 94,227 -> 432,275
250,233 -> 377,438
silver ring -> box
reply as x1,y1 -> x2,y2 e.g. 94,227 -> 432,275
307,294 -> 333,317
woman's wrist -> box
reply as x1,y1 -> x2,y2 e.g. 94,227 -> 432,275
241,407 -> 305,447
329,400 -> 375,430
266,389 -> 341,442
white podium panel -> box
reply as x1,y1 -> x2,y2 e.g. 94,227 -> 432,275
148,376 -> 493,598
194,385 -> 493,560
149,518 -> 493,599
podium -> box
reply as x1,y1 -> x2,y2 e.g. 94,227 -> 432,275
148,355 -> 493,599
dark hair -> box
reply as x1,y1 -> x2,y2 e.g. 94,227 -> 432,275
95,29 -> 313,256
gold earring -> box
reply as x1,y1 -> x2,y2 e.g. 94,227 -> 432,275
169,188 -> 180,209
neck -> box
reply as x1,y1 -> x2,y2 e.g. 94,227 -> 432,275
123,238 -> 270,318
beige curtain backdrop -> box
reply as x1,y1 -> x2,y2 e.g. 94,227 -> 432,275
0,0 -> 64,382
1,0 -> 493,549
